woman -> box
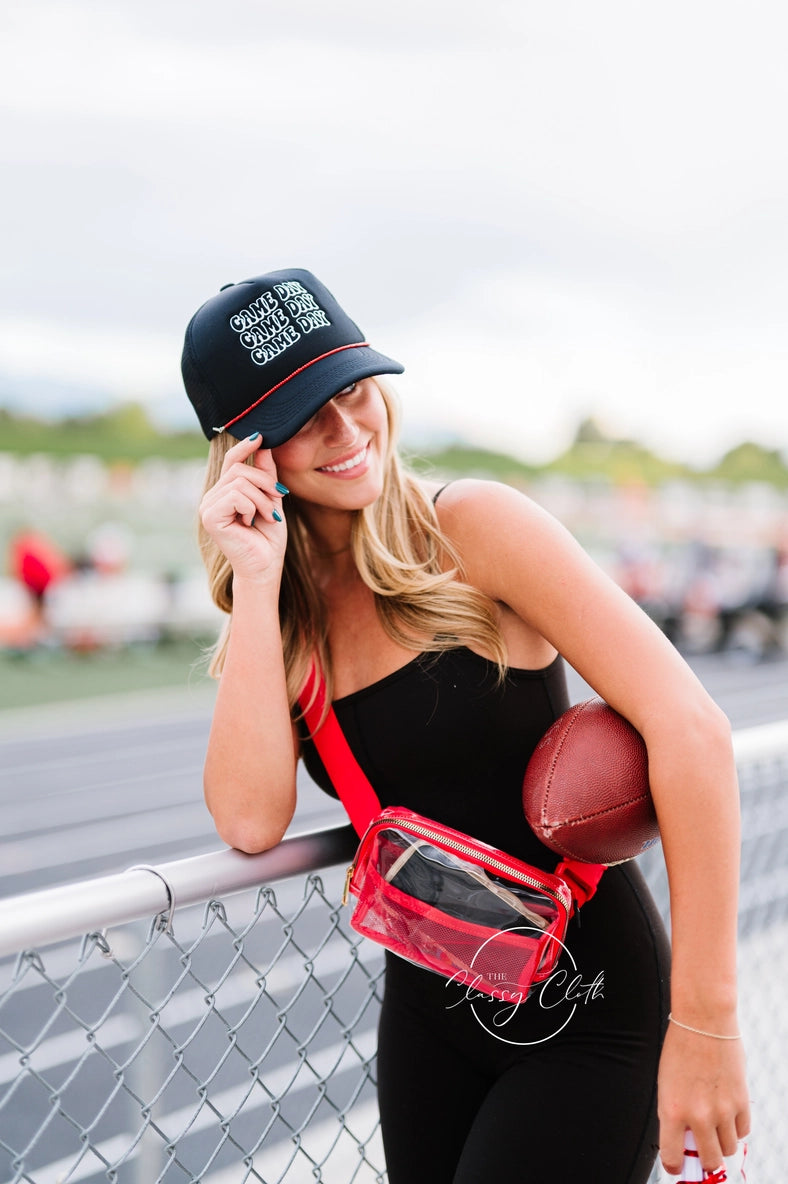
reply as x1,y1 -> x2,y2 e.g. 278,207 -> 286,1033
183,269 -> 750,1182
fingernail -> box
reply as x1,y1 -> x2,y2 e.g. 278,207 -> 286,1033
248,431 -> 260,442
275,482 -> 290,495
273,509 -> 283,523
250,515 -> 256,528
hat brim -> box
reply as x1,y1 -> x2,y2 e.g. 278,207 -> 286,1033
223,345 -> 404,447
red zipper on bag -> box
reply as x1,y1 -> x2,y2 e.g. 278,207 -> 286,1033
346,808 -> 573,918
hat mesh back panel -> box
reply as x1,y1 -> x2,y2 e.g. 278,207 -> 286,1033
182,339 -> 222,440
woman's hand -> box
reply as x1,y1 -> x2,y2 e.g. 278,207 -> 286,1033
657,1020 -> 750,1174
199,433 -> 288,585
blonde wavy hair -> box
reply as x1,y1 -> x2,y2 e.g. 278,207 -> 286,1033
198,380 -> 507,713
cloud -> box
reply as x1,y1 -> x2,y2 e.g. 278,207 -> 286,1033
0,316 -> 178,403
0,0 -> 786,463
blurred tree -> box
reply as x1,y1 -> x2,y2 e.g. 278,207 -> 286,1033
546,423 -> 688,486
573,416 -> 611,444
405,444 -> 536,483
0,403 -> 206,461
1,405 -> 787,486
710,442 -> 788,487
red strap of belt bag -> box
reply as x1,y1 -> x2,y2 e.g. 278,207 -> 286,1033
299,662 -> 604,913
299,661 -> 381,838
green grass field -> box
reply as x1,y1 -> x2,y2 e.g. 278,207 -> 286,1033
0,639 -> 215,711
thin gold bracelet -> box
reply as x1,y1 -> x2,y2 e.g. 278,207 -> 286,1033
668,1013 -> 742,1040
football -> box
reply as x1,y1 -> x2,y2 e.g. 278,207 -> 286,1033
522,698 -> 660,865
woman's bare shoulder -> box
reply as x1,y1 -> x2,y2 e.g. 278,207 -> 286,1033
429,477 -> 587,598
429,477 -> 549,527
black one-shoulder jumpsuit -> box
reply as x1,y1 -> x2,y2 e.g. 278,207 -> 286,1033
300,647 -> 670,1183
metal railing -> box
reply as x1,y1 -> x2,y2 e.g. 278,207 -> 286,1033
1,722 -> 787,1184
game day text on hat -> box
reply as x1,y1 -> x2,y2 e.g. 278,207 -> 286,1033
182,269 -> 405,448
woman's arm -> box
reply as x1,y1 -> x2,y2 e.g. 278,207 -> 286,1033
203,576 -> 298,852
200,434 -> 298,853
436,478 -> 750,1173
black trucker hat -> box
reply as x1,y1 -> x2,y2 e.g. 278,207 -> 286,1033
181,269 -> 405,447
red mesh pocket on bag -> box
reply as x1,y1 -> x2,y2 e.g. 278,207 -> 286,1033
349,832 -> 567,998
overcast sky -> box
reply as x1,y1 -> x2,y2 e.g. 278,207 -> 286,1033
1,0 -> 786,463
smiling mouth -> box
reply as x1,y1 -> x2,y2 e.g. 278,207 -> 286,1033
317,445 -> 369,474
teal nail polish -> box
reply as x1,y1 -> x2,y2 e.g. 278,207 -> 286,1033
275,482 -> 290,495
273,509 -> 283,523
248,431 -> 260,442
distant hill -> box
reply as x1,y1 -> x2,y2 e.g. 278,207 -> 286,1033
0,403 -> 207,462
1,404 -> 786,487
406,417 -> 788,488
405,444 -> 538,484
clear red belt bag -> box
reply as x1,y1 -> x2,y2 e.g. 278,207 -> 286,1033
300,665 -> 605,1000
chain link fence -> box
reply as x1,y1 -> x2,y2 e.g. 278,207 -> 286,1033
1,723 -> 787,1184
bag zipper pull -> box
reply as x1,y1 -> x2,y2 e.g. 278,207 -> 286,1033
342,864 -> 354,906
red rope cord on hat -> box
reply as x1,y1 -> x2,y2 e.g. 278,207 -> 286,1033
213,342 -> 370,434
